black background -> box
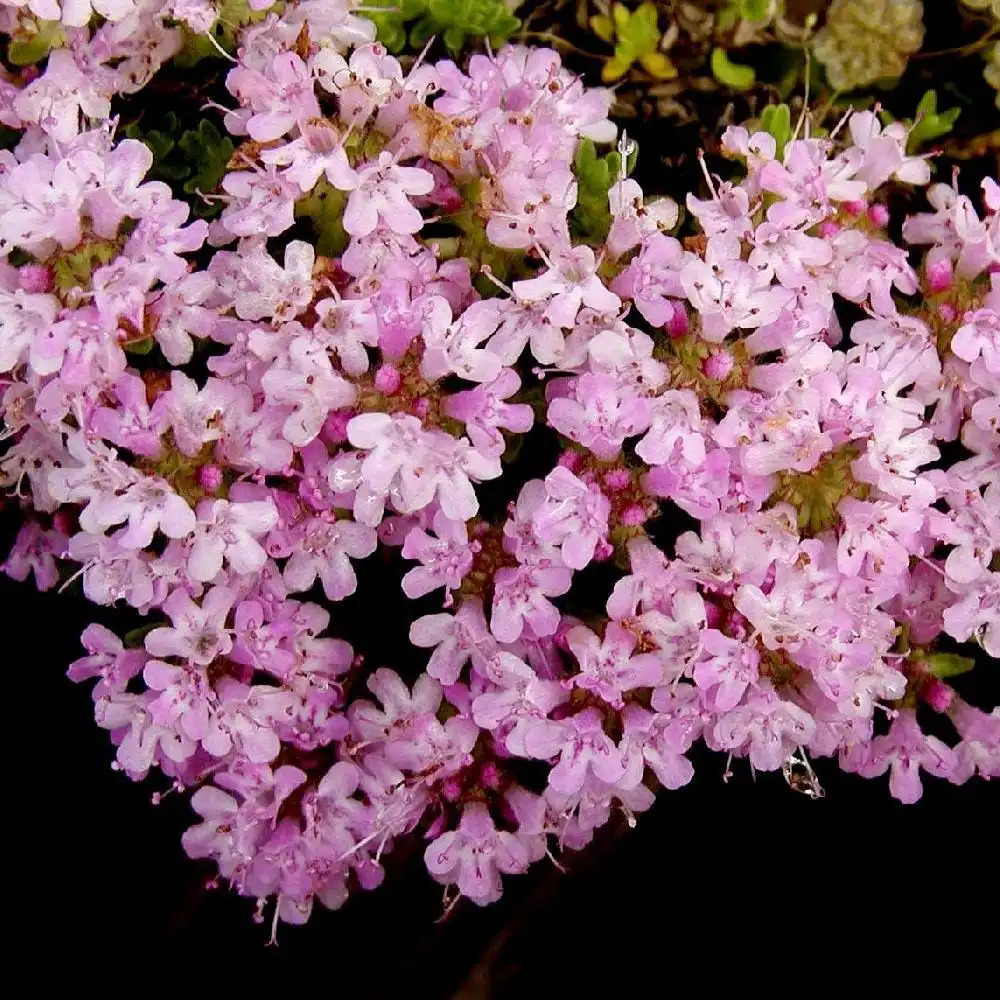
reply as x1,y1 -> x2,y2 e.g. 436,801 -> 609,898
6,572 -> 997,993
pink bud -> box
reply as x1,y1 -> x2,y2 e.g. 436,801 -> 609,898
842,200 -> 867,217
437,185 -> 464,214
667,304 -> 689,338
52,511 -> 73,533
480,763 -> 501,790
937,302 -> 958,324
557,449 -> 583,472
553,620 -> 573,651
440,777 -> 463,802
603,468 -> 631,491
702,350 -> 734,381
818,220 -> 841,239
594,539 -> 614,561
374,364 -> 401,394
925,258 -> 953,293
620,502 -> 646,527
923,679 -> 954,713
197,464 -> 224,491
18,264 -> 52,293
704,601 -> 724,628
412,396 -> 430,418
867,203 -> 890,228
321,410 -> 352,444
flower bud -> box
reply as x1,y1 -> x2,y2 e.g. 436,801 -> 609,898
374,364 -> 402,394
702,350 -> 734,381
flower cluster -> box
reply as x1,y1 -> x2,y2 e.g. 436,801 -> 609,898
2,1 -> 998,931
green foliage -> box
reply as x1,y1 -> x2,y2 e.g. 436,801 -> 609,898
920,652 -> 976,679
759,103 -> 793,159
570,138 -> 639,244
123,116 -> 234,217
124,336 -> 156,355
710,48 -> 756,91
6,18 -> 64,66
740,0 -> 772,21
173,0 -> 269,66
590,2 -> 676,83
295,180 -> 350,257
51,240 -> 120,295
365,0 -> 521,56
717,0 -> 772,29
906,91 -> 962,153
178,121 -> 236,201
123,622 -> 160,648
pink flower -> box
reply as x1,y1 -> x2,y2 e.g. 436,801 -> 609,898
712,684 -> 816,771
68,623 -> 147,697
262,119 -> 359,193
547,373 -> 651,460
188,498 -> 278,582
424,802 -> 530,905
531,466 -> 610,570
342,153 -> 433,237
2,520 -> 66,591
680,237 -> 792,342
409,598 -> 498,685
491,562 -> 572,642
513,243 -> 620,328
566,622 -> 664,708
282,516 -> 377,601
692,630 -> 760,712
443,369 -> 534,458
227,51 -> 321,143
852,709 -> 957,804
144,586 -> 238,666
524,708 -> 630,794
401,510 -> 478,602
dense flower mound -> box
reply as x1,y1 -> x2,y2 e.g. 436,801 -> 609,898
2,1 -> 998,931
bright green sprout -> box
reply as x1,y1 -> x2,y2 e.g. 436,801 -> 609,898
590,2 -> 677,83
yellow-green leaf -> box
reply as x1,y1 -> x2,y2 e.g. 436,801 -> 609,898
711,48 -> 756,91
638,51 -> 678,80
602,53 -> 633,82
590,13 -> 615,43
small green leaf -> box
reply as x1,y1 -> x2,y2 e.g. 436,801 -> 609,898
51,240 -> 120,294
295,179 -> 350,257
179,120 -> 236,200
711,48 -> 756,91
571,137 -> 638,244
907,91 -> 961,153
916,89 -> 938,118
124,336 -> 156,355
7,19 -> 64,65
760,103 -> 792,158
923,652 -> 976,679
124,622 -> 160,648
741,0 -> 771,21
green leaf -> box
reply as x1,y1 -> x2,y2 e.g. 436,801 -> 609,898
295,179 -> 350,257
369,0 -> 519,55
51,240 -> 120,295
124,336 -> 156,355
571,138 -> 638,244
740,0 -> 771,21
178,120 -> 235,200
124,622 -> 160,648
711,48 -> 756,91
617,2 -> 661,56
760,103 -> 792,158
922,652 -> 976,679
907,90 -> 961,153
7,19 -> 64,66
